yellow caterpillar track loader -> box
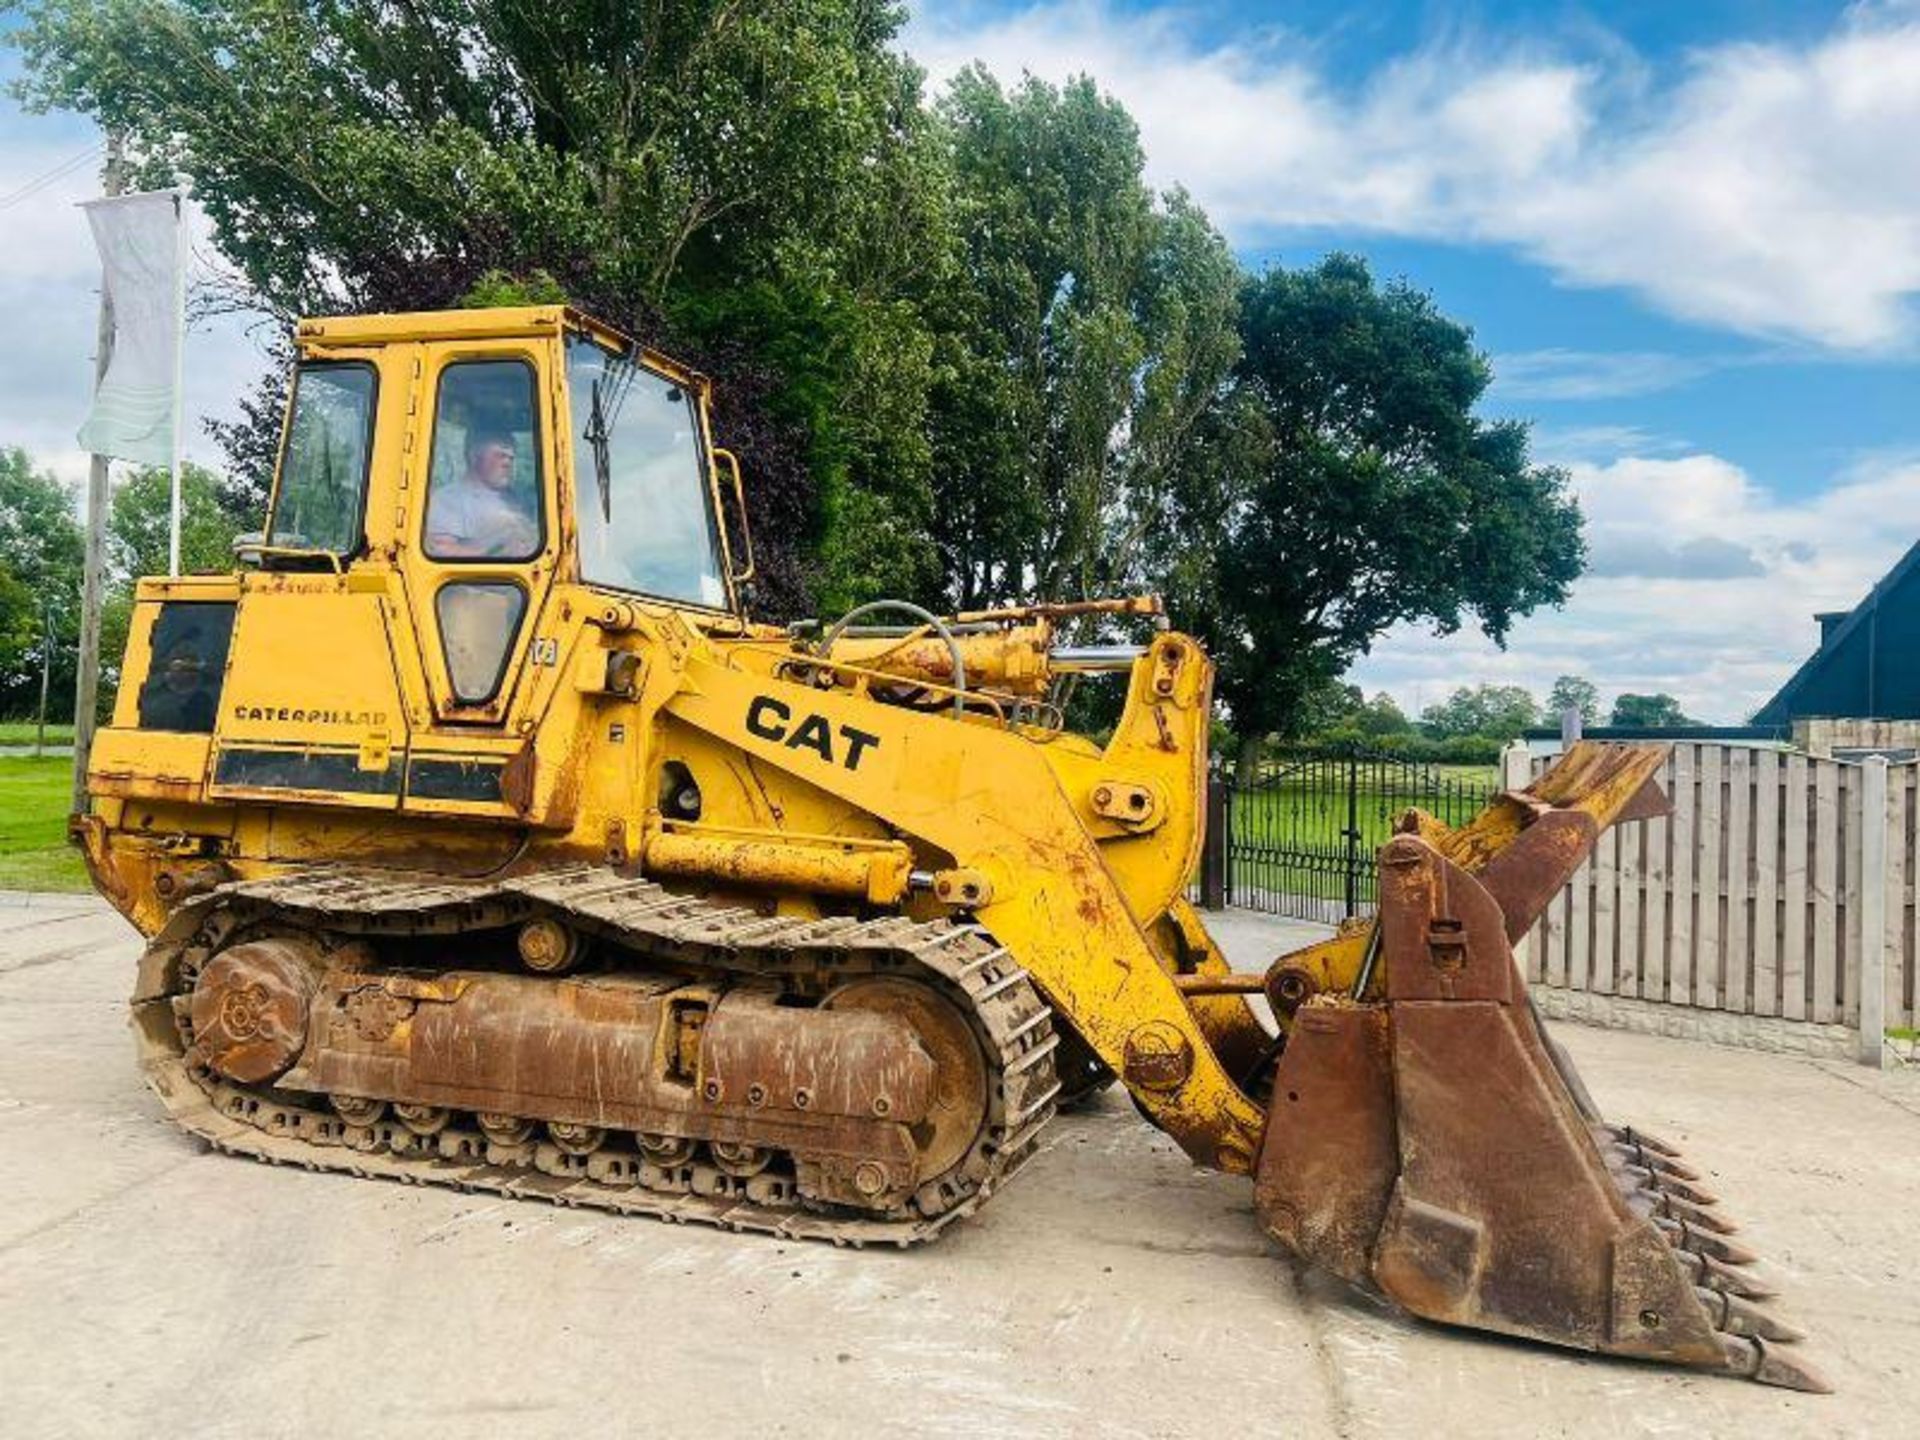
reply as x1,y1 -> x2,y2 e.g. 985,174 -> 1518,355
76,305 -> 1824,1391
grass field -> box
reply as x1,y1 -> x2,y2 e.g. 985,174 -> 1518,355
0,721 -> 75,747
1230,760 -> 1500,854
0,756 -> 89,892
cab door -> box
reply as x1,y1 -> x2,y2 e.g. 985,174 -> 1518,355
207,351 -> 415,811
395,337 -> 564,814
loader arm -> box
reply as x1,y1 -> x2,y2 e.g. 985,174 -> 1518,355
663,641 -> 1273,1174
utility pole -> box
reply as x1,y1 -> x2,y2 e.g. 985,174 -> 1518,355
72,132 -> 124,812
35,603 -> 54,758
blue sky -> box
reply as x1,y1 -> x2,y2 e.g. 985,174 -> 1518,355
907,0 -> 1920,721
5,2 -> 1919,722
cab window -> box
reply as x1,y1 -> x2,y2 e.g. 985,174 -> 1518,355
423,360 -> 542,562
267,362 -> 376,555
567,335 -> 728,608
436,582 -> 527,703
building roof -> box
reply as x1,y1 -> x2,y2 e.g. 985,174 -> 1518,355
1752,539 -> 1920,724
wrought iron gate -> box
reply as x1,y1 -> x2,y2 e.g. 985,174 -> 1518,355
1206,747 -> 1500,922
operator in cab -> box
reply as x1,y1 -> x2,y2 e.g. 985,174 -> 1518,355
426,427 -> 539,560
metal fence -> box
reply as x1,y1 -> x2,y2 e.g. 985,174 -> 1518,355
1205,747 -> 1500,923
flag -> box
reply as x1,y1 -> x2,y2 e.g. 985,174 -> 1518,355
77,190 -> 183,467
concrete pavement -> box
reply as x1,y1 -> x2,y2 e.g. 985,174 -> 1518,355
1,894 -> 1916,1438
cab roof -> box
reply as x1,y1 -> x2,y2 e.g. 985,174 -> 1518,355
294,305 -> 707,392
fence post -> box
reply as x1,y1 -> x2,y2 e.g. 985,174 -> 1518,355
1500,740 -> 1532,794
1501,743 -> 1536,977
1858,756 -> 1890,1068
1342,752 -> 1359,920
1201,774 -> 1229,911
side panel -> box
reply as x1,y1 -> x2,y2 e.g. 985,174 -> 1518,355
209,579 -> 411,809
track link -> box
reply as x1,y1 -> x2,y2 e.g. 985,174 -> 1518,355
132,865 -> 1061,1247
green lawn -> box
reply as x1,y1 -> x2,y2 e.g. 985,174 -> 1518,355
0,756 -> 90,892
0,721 -> 75,746
1230,760 -> 1499,855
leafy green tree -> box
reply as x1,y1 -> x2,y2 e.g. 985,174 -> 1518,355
1419,684 -> 1540,740
1356,691 -> 1414,738
1610,692 -> 1695,728
1184,255 -> 1583,776
1296,678 -> 1365,734
1547,674 -> 1600,728
107,463 -> 241,581
926,70 -> 1242,607
0,448 -> 83,719
13,0 -> 950,618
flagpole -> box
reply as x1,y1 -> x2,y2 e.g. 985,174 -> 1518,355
167,188 -> 186,577
72,131 -> 124,812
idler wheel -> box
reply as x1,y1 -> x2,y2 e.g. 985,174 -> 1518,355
478,1113 -> 535,1145
823,976 -> 987,1180
548,1122 -> 604,1156
188,939 -> 320,1084
393,1103 -> 450,1136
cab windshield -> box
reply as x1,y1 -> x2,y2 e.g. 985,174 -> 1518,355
566,334 -> 728,608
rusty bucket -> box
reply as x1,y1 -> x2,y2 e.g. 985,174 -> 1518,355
1252,743 -> 1828,1391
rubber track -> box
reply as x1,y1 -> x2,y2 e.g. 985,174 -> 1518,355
133,865 -> 1062,1248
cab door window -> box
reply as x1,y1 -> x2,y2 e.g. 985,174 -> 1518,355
420,359 -> 542,711
436,582 -> 527,704
423,361 -> 542,562
267,362 -> 376,556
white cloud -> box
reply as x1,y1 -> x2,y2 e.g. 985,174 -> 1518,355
1526,423 -> 1688,464
1490,349 -> 1717,401
909,2 -> 1920,350
1345,451 -> 1920,723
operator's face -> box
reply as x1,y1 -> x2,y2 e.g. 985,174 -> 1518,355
470,441 -> 516,490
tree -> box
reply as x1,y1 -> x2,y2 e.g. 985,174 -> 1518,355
1295,678 -> 1364,734
1356,691 -> 1414,738
107,463 -> 242,581
1185,255 -> 1583,774
1547,674 -> 1600,728
0,448 -> 83,719
925,70 -> 1242,608
14,0 -> 952,619
1419,684 -> 1540,741
1610,692 -> 1695,728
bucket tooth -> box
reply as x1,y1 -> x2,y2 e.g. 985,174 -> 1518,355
1610,1161 -> 1719,1207
1694,1287 -> 1807,1343
1623,1186 -> 1741,1235
1601,1131 -> 1704,1182
1643,1169 -> 1719,1208
1642,1152 -> 1705,1184
1654,1215 -> 1761,1267
1672,1246 -> 1779,1299
1719,1335 -> 1833,1394
1611,1124 -> 1683,1158
1661,1193 -> 1740,1235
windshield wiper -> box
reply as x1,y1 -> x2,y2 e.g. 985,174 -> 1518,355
586,377 -> 614,523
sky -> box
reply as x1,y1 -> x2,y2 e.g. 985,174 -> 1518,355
4,2 -> 1919,723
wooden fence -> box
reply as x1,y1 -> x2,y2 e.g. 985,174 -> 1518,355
1506,743 -> 1916,1064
